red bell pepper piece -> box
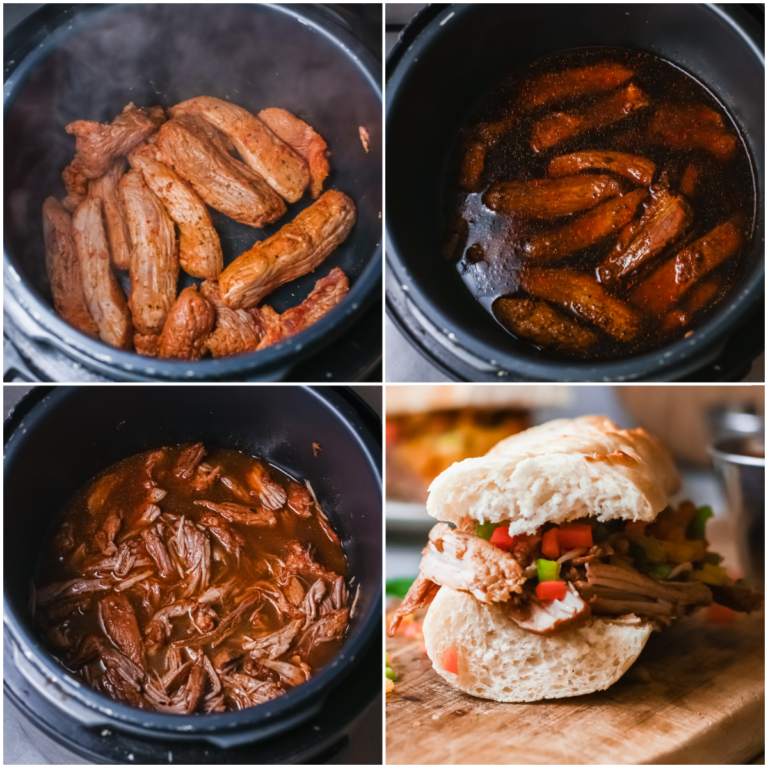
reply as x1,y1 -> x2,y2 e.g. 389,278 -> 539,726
442,646 -> 459,674
558,524 -> 593,550
386,423 -> 400,445
489,526 -> 516,551
536,580 -> 567,601
542,528 -> 560,558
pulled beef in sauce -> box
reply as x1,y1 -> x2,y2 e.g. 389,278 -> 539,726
34,444 -> 351,714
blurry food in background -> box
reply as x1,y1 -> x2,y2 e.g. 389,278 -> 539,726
619,386 -> 764,466
387,416 -> 763,703
46,96 -> 356,359
386,385 -> 569,503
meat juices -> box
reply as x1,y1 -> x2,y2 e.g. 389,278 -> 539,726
446,48 -> 754,360
34,444 -> 350,714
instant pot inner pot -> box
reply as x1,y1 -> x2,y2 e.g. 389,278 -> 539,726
386,4 -> 764,372
5,3 -> 381,357
4,386 -> 381,735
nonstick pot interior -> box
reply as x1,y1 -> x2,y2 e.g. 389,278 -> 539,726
3,385 -> 382,743
4,3 -> 382,380
386,3 -> 764,381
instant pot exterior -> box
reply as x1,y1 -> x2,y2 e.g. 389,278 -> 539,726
3,386 -> 382,763
386,3 -> 765,382
4,3 -> 382,382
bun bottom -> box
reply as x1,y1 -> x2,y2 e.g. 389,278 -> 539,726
423,587 -> 653,702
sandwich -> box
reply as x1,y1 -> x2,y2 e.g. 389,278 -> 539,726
386,385 -> 569,503
387,416 -> 763,702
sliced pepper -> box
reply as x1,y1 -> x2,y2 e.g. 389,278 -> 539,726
691,562 -> 729,586
687,505 -> 713,539
490,526 -> 516,551
632,534 -> 706,565
649,562 -> 672,580
475,521 -> 498,540
385,422 -> 400,445
442,647 -> 458,674
542,528 -> 560,558
536,558 -> 561,582
558,524 -> 593,550
536,580 -> 566,601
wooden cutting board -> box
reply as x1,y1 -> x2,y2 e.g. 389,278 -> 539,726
386,609 -> 764,764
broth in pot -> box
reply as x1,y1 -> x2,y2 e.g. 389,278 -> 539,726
444,48 -> 755,361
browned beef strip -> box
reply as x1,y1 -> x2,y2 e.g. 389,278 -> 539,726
519,62 -> 634,111
597,187 -> 692,286
548,150 -> 655,186
531,83 -> 649,152
493,297 -> 598,352
519,268 -> 643,341
526,188 -> 647,261
484,175 -> 622,219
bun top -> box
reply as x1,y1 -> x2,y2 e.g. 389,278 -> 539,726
426,416 -> 680,535
385,385 -> 570,415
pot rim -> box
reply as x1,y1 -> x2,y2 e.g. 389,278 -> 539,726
385,2 -> 765,382
3,2 -> 383,381
3,385 -> 382,739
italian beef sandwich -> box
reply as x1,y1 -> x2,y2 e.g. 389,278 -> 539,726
388,416 -> 763,702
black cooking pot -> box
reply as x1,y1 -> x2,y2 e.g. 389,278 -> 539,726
386,3 -> 765,382
4,3 -> 382,381
3,385 -> 382,762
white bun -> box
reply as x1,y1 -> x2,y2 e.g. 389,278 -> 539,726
386,385 -> 570,415
427,416 -> 680,535
423,587 -> 653,702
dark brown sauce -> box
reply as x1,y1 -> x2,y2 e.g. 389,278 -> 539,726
34,445 -> 350,713
444,47 -> 755,360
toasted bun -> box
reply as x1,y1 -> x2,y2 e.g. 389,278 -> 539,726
423,587 -> 653,702
427,416 -> 680,535
386,385 -> 570,416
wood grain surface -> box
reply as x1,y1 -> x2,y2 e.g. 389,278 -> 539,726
386,608 -> 764,764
